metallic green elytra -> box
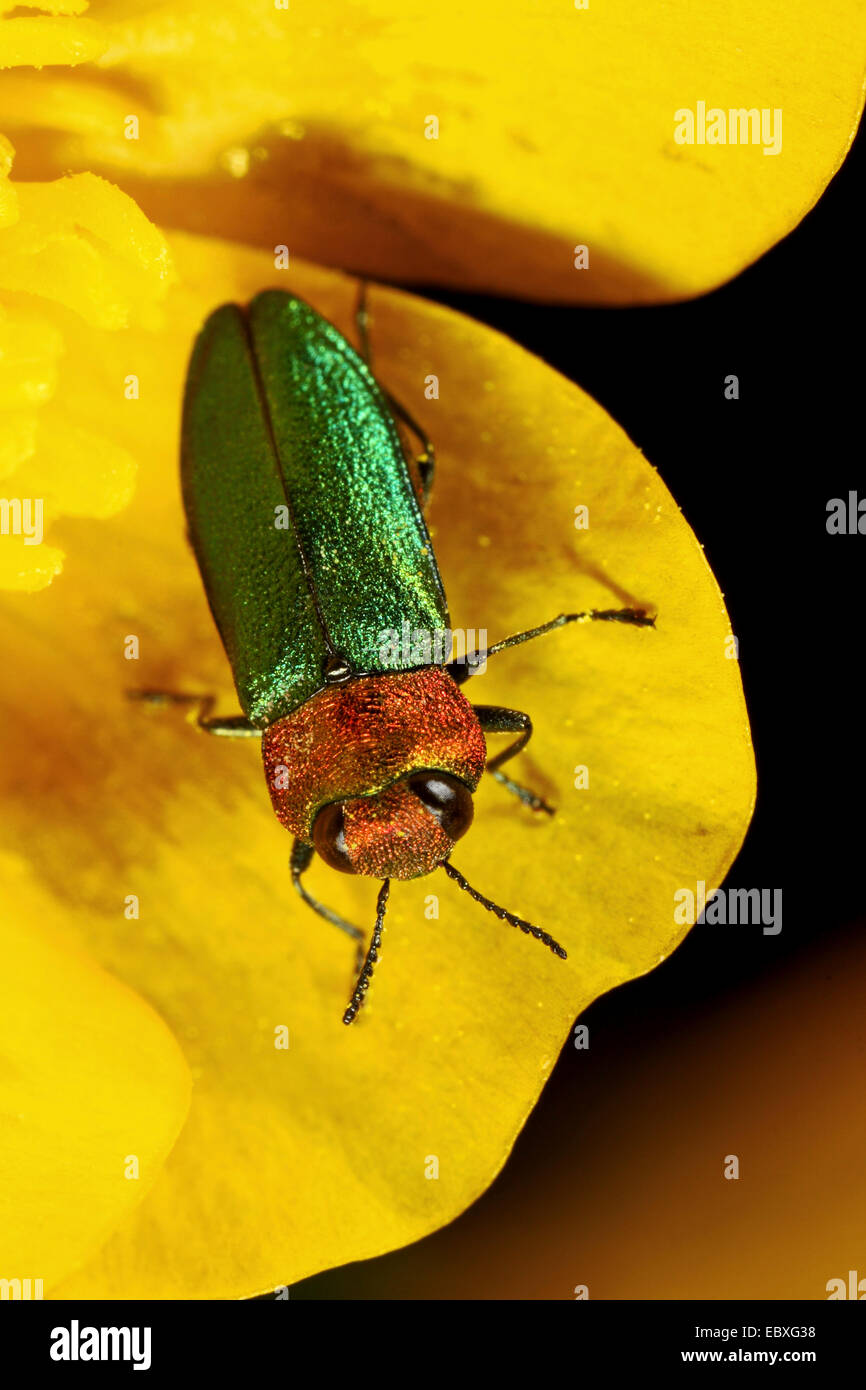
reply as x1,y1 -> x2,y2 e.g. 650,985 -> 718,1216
181,290 -> 449,727
136,287 -> 655,1024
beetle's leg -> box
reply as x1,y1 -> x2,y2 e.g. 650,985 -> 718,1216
448,607 -> 655,686
355,280 -> 435,506
355,279 -> 374,365
290,839 -> 365,974
127,689 -> 261,737
394,407 -> 435,508
474,704 -> 554,815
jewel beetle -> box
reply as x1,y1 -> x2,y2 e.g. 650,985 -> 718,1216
136,288 -> 654,1023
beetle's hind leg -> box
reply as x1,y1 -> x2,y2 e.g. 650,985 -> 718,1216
290,840 -> 366,976
474,705 -> 555,815
127,689 -> 261,737
354,280 -> 435,507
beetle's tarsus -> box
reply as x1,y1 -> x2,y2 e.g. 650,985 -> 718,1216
491,768 -> 556,815
127,689 -> 260,737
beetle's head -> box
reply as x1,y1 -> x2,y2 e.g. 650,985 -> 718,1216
311,769 -> 474,880
261,666 -> 487,877
260,667 -> 567,1026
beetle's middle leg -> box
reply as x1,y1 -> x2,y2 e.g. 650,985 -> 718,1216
127,689 -> 261,737
473,705 -> 554,815
355,280 -> 435,507
290,839 -> 366,975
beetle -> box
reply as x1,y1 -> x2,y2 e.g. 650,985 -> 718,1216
135,288 -> 654,1023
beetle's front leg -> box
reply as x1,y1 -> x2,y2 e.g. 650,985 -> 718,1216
127,689 -> 262,737
290,839 -> 366,976
473,705 -> 555,815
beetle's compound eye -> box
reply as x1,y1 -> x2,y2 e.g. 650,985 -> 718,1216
408,771 -> 474,843
312,801 -> 355,874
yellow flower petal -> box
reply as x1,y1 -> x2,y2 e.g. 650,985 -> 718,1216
1,0 -> 864,301
0,173 -> 172,327
0,133 -> 16,227
0,534 -> 64,590
0,162 -> 172,588
0,0 -> 91,12
0,854 -> 190,1290
0,12 -> 106,70
0,233 -> 754,1297
0,414 -> 37,480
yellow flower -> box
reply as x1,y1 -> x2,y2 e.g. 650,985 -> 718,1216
0,855 -> 190,1292
3,0 -> 863,582
1,0 -> 864,301
0,142 -> 172,589
1,0 -> 804,1297
0,227 -> 755,1296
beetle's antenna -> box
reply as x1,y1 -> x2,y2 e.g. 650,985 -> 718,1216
343,878 -> 391,1024
441,860 -> 567,960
